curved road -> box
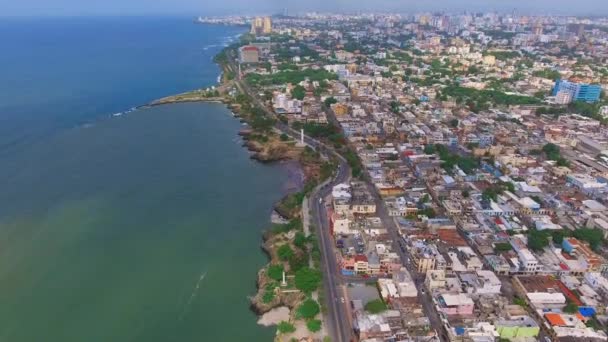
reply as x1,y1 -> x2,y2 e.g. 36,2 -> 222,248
225,53 -> 354,342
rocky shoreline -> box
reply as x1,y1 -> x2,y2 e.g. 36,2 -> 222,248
149,52 -> 331,339
249,232 -> 305,315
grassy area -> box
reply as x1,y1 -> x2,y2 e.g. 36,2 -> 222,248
246,69 -> 337,87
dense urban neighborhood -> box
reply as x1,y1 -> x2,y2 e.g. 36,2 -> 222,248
203,12 -> 608,342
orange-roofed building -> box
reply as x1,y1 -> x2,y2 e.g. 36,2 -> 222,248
545,313 -> 566,327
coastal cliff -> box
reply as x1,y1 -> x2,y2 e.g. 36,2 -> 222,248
149,44 -> 334,339
250,231 -> 305,315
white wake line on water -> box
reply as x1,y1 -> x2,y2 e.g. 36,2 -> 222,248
179,271 -> 207,320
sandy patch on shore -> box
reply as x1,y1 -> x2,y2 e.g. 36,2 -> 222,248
257,306 -> 290,326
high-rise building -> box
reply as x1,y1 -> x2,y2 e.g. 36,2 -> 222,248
532,22 -> 543,35
552,80 -> 602,104
250,17 -> 271,36
568,24 -> 585,37
262,17 -> 272,34
239,45 -> 260,64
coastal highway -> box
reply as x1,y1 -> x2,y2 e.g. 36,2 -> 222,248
225,52 -> 354,342
226,51 -> 444,340
310,162 -> 352,342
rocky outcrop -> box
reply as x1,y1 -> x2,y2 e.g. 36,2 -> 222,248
250,268 -> 304,315
250,234 -> 304,314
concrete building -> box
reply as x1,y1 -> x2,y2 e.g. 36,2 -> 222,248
495,316 -> 540,340
250,16 -> 271,35
552,80 -> 602,103
437,293 -> 475,316
239,45 -> 260,64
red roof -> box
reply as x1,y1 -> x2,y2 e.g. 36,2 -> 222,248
558,281 -> 583,306
354,255 -> 368,262
241,46 -> 259,52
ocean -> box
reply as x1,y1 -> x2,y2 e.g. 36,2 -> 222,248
0,17 -> 284,341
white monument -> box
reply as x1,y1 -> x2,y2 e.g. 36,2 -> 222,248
281,271 -> 287,287
296,128 -> 306,147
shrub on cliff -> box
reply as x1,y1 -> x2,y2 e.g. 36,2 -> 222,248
297,299 -> 320,319
306,319 -> 322,332
268,264 -> 284,281
277,321 -> 296,334
277,244 -> 294,261
294,267 -> 321,293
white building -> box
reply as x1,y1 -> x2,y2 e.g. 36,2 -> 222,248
517,249 -> 540,273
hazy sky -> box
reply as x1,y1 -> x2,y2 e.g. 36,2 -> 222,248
1,0 -> 607,17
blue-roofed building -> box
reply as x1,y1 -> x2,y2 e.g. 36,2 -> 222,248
552,80 -> 602,103
579,307 -> 596,317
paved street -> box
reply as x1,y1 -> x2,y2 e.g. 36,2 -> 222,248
229,49 -> 446,342
227,52 -> 355,342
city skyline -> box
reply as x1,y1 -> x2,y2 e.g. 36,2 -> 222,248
3,0 -> 608,17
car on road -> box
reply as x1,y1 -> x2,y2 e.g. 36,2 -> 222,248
340,297 -> 345,303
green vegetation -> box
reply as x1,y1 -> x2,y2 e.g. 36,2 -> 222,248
513,297 -> 527,307
268,264 -> 284,281
442,85 -> 541,112
246,69 -> 337,87
277,321 -> 296,334
533,69 -> 561,80
586,317 -> 602,330
343,149 -> 363,178
295,267 -> 322,293
551,230 -> 566,245
573,228 -> 605,250
528,229 -> 550,252
449,118 -> 459,128
425,144 -> 479,174
423,144 -> 436,155
482,182 -> 515,201
418,207 -> 437,218
294,231 -> 307,249
494,243 -> 513,253
364,299 -> 388,314
292,85 -> 306,100
289,253 -> 308,273
542,143 -> 570,167
270,218 -> 303,235
263,283 -> 276,303
277,244 -> 295,261
297,299 -> 321,319
537,101 -> 608,125
389,101 -> 400,113
294,122 -> 345,147
563,302 -> 579,314
324,96 -> 337,107
306,319 -> 322,332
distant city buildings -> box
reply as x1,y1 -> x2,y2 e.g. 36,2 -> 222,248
208,11 -> 608,341
250,16 -> 272,36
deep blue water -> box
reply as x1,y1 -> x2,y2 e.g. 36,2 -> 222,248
0,17 -> 245,150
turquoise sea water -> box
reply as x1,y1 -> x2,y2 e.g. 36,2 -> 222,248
0,18 -> 283,341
